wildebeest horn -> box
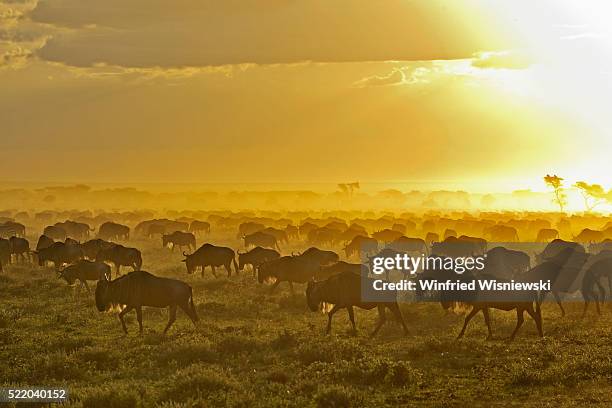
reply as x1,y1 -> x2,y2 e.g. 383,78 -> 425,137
182,251 -> 190,257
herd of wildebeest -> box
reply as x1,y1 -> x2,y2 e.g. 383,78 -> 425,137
1,209 -> 612,340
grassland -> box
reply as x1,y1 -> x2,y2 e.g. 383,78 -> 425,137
1,235 -> 611,407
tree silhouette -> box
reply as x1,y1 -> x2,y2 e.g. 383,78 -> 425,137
544,174 -> 566,212
573,181 -> 606,212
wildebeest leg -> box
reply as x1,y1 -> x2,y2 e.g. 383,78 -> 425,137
387,303 -> 409,335
225,263 -> 231,277
595,280 -> 606,314
525,304 -> 543,337
115,263 -> 120,277
164,305 -> 177,334
118,306 -> 133,334
370,305 -> 388,337
456,307 -> 479,340
509,309 -> 525,341
269,280 -> 280,293
136,306 -> 143,334
482,308 -> 493,340
288,281 -> 295,296
179,301 -> 198,325
552,291 -> 565,317
211,266 -> 218,278
82,279 -> 91,293
326,305 -> 341,335
347,306 -> 357,333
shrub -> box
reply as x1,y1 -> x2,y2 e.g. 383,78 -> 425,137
161,364 -> 235,403
81,388 -> 138,408
315,385 -> 360,408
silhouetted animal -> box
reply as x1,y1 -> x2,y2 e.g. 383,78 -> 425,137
60,260 -> 111,292
574,228 -> 604,243
306,271 -> 408,336
484,247 -> 530,279
95,271 -> 198,334
162,231 -> 196,252
536,239 -> 584,264
36,241 -> 83,270
372,229 -> 404,243
536,228 -> 559,242
0,221 -> 25,238
182,243 -> 237,277
96,244 -> 142,276
81,239 -> 115,260
55,220 -> 93,240
299,247 -> 339,266
0,238 -> 9,270
344,235 -> 378,259
581,258 -> 612,316
484,225 -> 519,242
237,247 -> 280,274
388,236 -> 427,255
317,261 -> 362,280
263,227 -> 289,245
43,225 -> 67,241
36,235 -> 55,251
9,236 -> 30,263
243,231 -> 280,251
98,222 -> 130,241
189,220 -> 210,235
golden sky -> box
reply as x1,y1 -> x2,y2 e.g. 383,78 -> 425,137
1,1 -> 611,191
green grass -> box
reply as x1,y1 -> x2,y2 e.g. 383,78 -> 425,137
0,237 -> 611,407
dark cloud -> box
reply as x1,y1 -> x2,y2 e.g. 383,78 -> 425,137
30,0 -> 513,68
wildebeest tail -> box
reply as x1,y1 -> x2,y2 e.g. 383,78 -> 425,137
189,287 -> 199,322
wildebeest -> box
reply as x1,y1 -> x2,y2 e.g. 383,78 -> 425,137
536,239 -> 584,264
36,241 -> 83,270
59,260 -> 111,292
55,220 -> 93,241
243,231 -> 280,251
574,228 -> 604,243
237,246 -> 280,274
9,236 -> 30,263
300,247 -> 339,266
484,225 -> 519,242
581,257 -> 612,316
522,247 -> 589,316
81,238 -> 115,260
189,220 -> 211,236
36,235 -> 55,251
96,244 -> 142,276
285,225 -> 299,240
484,247 -> 531,279
95,271 -> 198,334
306,271 -> 408,336
536,228 -> 559,242
258,255 -> 325,294
263,227 -> 289,245
97,222 -> 130,241
317,261 -> 362,280
344,235 -> 378,259
237,222 -> 266,239
162,231 -> 196,252
0,238 -> 9,270
431,236 -> 481,258
372,229 -> 404,243
0,221 -> 25,238
388,236 -> 428,255
182,243 -> 237,277
43,225 -> 67,241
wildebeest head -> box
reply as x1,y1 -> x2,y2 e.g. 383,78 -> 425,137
161,234 -> 170,248
305,280 -> 321,312
181,252 -> 195,274
58,266 -> 76,285
95,278 -> 110,312
257,261 -> 275,284
237,251 -> 246,271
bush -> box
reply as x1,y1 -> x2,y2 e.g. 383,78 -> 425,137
216,334 -> 260,355
157,342 -> 217,366
315,385 -> 360,408
161,364 -> 236,403
76,346 -> 121,370
81,388 -> 138,408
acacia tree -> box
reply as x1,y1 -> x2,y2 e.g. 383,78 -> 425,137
573,181 -> 607,212
544,174 -> 566,212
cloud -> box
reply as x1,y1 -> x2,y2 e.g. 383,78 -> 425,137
27,0 -> 511,69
